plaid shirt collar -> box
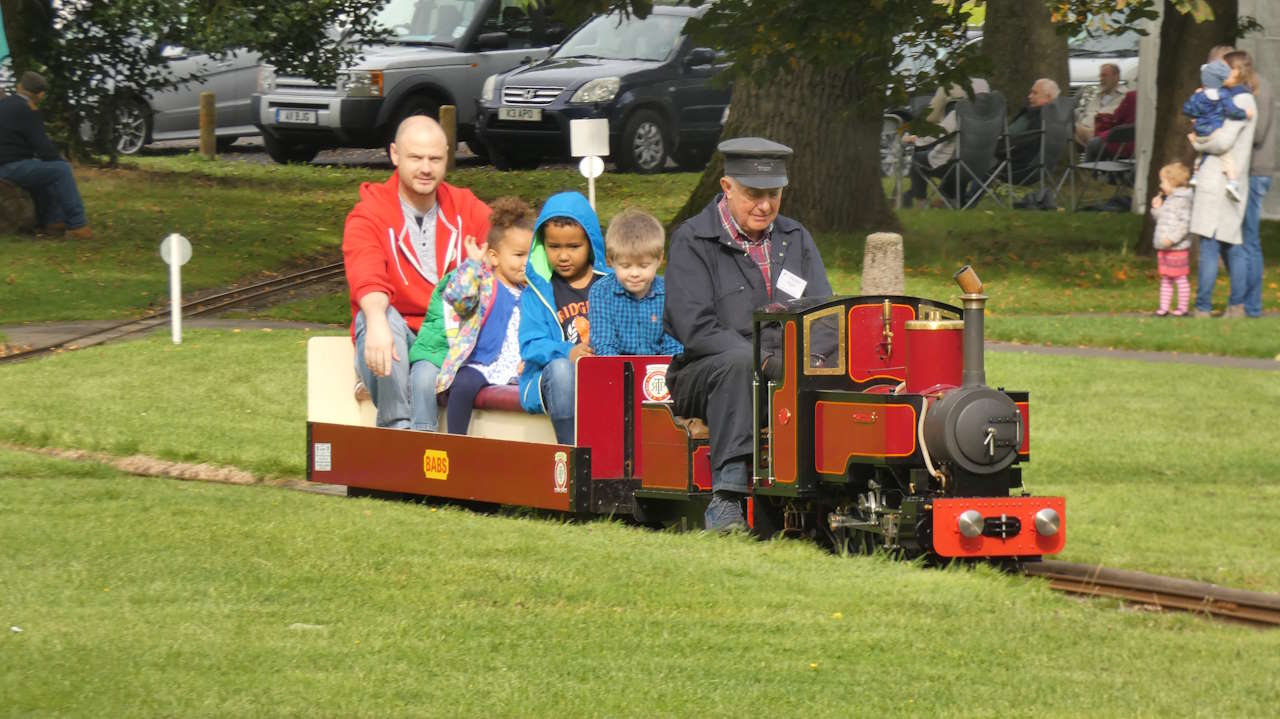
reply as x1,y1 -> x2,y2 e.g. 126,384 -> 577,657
716,194 -> 773,297
611,275 -> 661,300
716,194 -> 773,248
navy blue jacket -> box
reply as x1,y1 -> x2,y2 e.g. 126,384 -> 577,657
0,95 -> 60,165
663,195 -> 832,369
1184,86 -> 1250,138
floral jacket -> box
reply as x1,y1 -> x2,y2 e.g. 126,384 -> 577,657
434,258 -> 500,393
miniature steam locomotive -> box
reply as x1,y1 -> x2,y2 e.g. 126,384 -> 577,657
306,266 -> 1064,559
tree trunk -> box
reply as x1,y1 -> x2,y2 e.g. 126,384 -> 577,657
1137,0 -> 1238,254
0,0 -> 54,72
671,62 -> 897,235
981,0 -> 1069,112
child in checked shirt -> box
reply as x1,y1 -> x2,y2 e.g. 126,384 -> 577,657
587,209 -> 684,356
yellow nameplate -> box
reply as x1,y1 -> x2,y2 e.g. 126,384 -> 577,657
422,449 -> 450,481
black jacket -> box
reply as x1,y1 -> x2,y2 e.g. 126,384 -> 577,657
0,95 -> 61,166
663,195 -> 833,368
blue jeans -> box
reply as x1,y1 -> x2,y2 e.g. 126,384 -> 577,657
539,357 -> 576,444
354,306 -> 435,430
1195,235 -> 1248,312
1242,175 -> 1272,316
0,158 -> 88,228
409,359 -> 440,431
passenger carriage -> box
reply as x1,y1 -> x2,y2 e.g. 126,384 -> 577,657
306,267 -> 1065,559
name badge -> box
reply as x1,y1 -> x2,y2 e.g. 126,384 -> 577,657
776,269 -> 807,299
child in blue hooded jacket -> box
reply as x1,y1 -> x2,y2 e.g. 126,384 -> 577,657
518,191 -> 610,444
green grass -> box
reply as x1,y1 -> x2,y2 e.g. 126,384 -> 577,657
988,314 -> 1280,359
1,329 -> 1277,591
5,154 -> 1279,355
1,454 -> 1277,717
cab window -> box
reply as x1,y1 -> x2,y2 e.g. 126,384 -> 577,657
803,306 -> 845,375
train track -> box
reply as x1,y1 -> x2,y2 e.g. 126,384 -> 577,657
0,262 -> 346,364
1019,559 -> 1280,628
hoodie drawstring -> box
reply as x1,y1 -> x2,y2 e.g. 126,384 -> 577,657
388,228 -> 409,286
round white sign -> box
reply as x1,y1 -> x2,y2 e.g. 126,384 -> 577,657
159,233 -> 192,266
578,155 -> 605,180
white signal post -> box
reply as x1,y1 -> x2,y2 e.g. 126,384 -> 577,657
159,233 -> 193,344
569,118 -> 610,209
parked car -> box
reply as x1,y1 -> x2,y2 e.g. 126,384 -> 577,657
252,0 -> 569,164
475,4 -> 731,172
89,46 -> 263,155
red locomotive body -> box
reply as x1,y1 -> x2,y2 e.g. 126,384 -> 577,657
306,267 -> 1064,559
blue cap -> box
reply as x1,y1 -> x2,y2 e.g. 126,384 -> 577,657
1201,61 -> 1230,89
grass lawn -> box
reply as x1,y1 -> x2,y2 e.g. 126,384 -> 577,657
1,329 -> 1276,592
1,450 -> 1277,717
988,314 -> 1280,359
4,154 -> 1278,358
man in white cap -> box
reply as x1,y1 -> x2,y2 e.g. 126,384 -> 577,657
663,137 -> 833,530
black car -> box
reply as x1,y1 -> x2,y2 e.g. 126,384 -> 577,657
475,5 -> 730,172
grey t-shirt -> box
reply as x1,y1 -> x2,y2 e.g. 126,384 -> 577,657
400,197 -> 439,284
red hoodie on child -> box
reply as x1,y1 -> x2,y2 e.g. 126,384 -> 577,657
342,172 -> 491,335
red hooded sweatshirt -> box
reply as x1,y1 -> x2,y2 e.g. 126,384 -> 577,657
343,173 -> 491,335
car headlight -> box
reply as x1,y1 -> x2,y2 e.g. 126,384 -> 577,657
258,66 -> 277,94
482,74 -> 499,103
570,77 -> 620,104
338,70 -> 384,98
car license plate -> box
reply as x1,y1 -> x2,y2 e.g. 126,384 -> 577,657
276,109 -> 318,125
499,107 -> 542,122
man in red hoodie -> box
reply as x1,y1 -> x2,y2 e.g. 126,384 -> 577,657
343,115 -> 491,429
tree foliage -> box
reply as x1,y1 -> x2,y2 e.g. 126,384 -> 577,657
7,0 -> 391,163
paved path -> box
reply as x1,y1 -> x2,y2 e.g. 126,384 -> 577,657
4,319 -> 1277,371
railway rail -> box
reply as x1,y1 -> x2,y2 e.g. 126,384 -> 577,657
0,262 -> 345,364
1019,559 -> 1280,627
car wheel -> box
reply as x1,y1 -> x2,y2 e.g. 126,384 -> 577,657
262,133 -> 319,164
215,136 -> 238,152
114,99 -> 150,155
465,140 -> 490,164
617,109 -> 670,173
674,145 -> 712,171
386,96 -> 442,148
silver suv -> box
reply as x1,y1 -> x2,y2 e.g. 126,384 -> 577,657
253,0 -> 568,163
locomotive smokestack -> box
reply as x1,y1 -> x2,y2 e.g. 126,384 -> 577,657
954,265 -> 987,387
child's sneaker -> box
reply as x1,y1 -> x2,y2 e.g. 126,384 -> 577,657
1226,180 -> 1242,202
1188,175 -> 1198,188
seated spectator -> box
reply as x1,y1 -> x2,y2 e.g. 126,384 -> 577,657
901,78 -> 991,207
518,192 -> 609,445
1085,90 -> 1137,161
1005,78 -> 1061,182
0,72 -> 92,238
427,196 -> 535,435
1074,63 -> 1126,147
587,208 -> 683,357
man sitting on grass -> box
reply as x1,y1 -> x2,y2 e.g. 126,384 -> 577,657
0,71 -> 92,238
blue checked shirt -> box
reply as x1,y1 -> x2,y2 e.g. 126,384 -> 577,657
587,274 -> 684,356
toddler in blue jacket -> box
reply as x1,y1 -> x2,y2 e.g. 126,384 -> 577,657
1184,60 -> 1253,201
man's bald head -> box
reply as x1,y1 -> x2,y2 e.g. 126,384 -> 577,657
1028,78 -> 1059,108
390,115 -> 449,209
394,114 -> 447,147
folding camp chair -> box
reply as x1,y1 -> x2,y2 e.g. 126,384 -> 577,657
995,95 -> 1075,209
1069,123 -> 1136,211
910,91 -> 1010,209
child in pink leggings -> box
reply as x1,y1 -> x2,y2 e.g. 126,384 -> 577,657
1150,162 -> 1194,316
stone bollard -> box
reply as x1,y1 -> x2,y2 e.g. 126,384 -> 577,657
861,232 -> 905,295
0,179 -> 37,234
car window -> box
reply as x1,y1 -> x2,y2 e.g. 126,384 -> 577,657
1069,30 -> 1140,57
553,12 -> 687,62
377,0 -> 482,46
476,0 -> 537,49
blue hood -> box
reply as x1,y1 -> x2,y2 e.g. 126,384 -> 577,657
527,191 -> 609,285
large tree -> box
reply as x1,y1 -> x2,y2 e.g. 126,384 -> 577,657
1052,0 -> 1253,254
982,0 -> 1069,110
574,0 -> 983,233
